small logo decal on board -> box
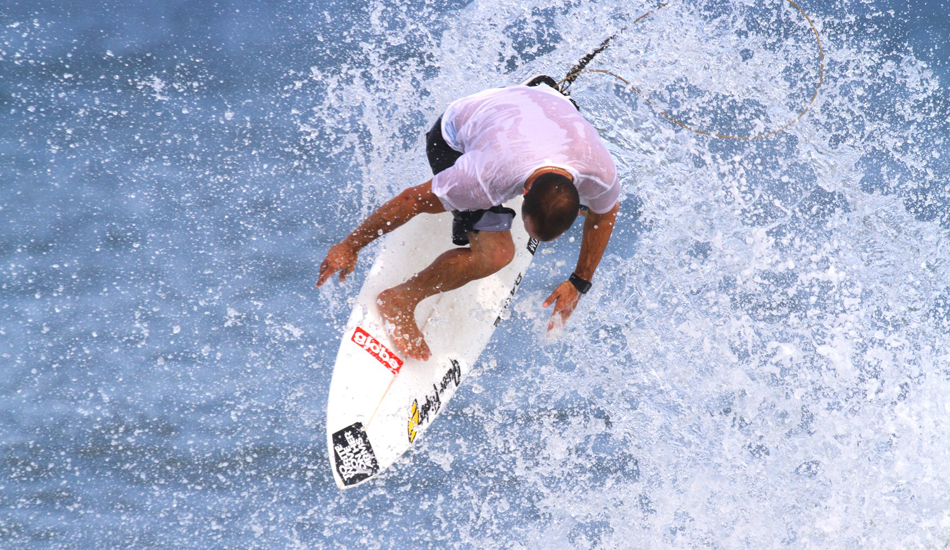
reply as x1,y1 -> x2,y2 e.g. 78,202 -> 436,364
352,326 -> 403,375
408,401 -> 420,443
494,272 -> 524,327
332,422 -> 379,486
527,238 -> 539,255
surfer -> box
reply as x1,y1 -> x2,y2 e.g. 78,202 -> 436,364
317,76 -> 620,361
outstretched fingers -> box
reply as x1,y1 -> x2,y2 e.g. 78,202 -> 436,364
316,242 -> 359,288
316,258 -> 352,287
316,259 -> 336,287
543,281 -> 580,331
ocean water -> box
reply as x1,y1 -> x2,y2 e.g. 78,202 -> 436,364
2,0 -> 949,548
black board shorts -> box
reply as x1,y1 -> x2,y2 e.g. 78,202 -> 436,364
426,116 -> 516,246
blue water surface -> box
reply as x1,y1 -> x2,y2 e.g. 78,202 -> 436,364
2,0 -> 949,548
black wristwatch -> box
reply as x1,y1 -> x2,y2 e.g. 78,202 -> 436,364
569,273 -> 592,294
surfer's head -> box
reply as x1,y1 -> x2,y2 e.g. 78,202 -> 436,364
522,170 -> 579,241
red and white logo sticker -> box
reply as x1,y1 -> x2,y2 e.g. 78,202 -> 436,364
352,326 -> 403,375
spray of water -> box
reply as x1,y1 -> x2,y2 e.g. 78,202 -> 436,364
2,0 -> 948,547
307,0 -> 950,546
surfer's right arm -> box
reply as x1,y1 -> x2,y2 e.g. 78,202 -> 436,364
316,180 -> 446,286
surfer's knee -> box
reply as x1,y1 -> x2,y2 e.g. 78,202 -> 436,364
470,232 -> 514,276
490,237 -> 515,274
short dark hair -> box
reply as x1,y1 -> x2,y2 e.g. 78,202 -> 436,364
522,173 -> 580,241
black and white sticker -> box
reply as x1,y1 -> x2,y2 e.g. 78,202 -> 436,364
526,238 -> 539,255
331,422 -> 379,486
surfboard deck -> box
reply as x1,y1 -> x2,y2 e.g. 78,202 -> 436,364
325,196 -> 538,489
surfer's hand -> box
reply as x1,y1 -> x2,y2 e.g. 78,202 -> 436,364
542,280 -> 581,331
317,241 -> 358,287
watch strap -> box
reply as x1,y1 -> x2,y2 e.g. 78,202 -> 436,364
569,273 -> 592,294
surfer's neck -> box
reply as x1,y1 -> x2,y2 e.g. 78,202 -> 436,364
523,166 -> 574,194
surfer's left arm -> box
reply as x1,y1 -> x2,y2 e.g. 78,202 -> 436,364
542,201 -> 619,330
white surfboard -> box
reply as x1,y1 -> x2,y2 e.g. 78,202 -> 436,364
325,196 -> 538,489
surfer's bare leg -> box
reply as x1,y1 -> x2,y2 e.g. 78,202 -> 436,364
378,230 -> 515,361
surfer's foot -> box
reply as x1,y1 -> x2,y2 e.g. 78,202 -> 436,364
377,288 -> 431,361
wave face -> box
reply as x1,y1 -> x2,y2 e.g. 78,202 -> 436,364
2,0 -> 949,548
